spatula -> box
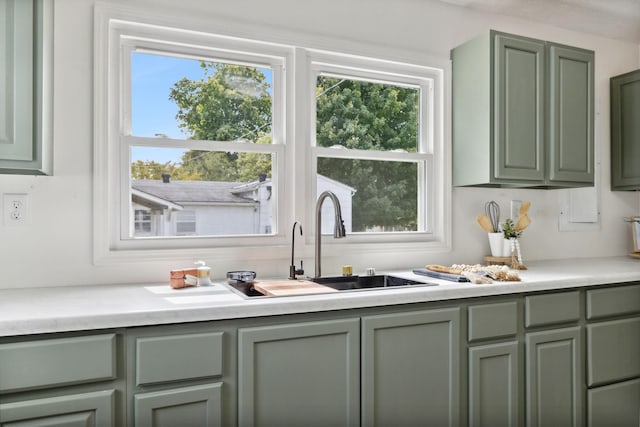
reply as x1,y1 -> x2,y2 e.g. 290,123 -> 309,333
476,214 -> 495,233
515,214 -> 531,231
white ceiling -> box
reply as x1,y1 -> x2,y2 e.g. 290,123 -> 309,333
433,0 -> 640,43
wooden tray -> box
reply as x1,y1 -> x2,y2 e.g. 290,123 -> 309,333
253,280 -> 338,297
484,256 -> 512,265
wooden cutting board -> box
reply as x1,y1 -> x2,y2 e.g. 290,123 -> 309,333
253,280 -> 338,297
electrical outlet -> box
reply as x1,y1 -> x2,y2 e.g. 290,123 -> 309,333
4,193 -> 29,226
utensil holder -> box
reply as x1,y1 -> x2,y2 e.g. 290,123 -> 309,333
488,232 -> 505,257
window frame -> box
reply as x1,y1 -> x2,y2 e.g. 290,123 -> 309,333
94,6 -> 450,264
304,49 -> 442,245
94,9 -> 294,262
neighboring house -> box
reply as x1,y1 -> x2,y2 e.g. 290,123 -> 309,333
131,174 -> 355,237
316,175 -> 355,235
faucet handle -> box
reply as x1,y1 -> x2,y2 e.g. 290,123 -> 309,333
289,261 -> 304,280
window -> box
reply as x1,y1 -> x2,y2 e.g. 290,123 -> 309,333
176,210 -> 196,235
94,14 -> 291,256
134,209 -> 152,235
127,49 -> 282,240
308,51 -> 438,240
94,8 -> 447,262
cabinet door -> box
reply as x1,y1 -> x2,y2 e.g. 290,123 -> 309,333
361,308 -> 460,427
548,44 -> 594,184
588,378 -> 640,427
526,327 -> 583,427
611,69 -> 640,190
238,319 -> 360,427
494,33 -> 545,183
0,390 -> 114,427
587,317 -> 640,387
134,383 -> 222,427
469,342 -> 520,427
0,0 -> 52,175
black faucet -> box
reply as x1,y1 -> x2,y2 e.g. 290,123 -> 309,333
289,221 -> 304,280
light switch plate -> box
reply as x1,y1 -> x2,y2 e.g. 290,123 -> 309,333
4,193 -> 29,226
510,200 -> 522,221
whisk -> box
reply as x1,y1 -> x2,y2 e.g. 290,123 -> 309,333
485,201 -> 500,233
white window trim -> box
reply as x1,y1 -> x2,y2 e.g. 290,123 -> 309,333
93,5 -> 451,265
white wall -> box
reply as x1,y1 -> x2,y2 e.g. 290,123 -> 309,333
0,0 -> 638,288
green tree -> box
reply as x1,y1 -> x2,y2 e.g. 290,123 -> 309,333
169,63 -> 273,181
316,77 -> 418,152
163,68 -> 421,231
131,160 -> 201,180
316,77 -> 419,231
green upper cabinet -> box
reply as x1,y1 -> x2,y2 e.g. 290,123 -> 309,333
0,0 -> 52,175
610,69 -> 640,190
451,30 -> 594,188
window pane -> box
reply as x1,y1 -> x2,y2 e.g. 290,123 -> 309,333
134,209 -> 152,234
317,157 -> 418,232
316,75 -> 420,152
131,52 -> 273,143
131,147 -> 274,237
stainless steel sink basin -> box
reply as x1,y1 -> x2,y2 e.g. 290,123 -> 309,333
226,274 -> 436,298
311,274 -> 433,290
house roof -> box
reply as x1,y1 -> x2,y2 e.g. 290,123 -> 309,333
132,179 -> 266,205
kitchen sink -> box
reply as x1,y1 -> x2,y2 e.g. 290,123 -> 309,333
226,274 -> 436,298
311,274 -> 433,290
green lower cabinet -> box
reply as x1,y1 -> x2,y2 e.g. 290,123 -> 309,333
361,308 -> 460,427
134,383 -> 222,427
588,378 -> 640,427
525,327 -> 583,427
126,326 -> 233,427
468,342 -> 519,427
0,389 -> 115,427
587,317 -> 640,387
586,291 -> 640,426
238,318 -> 360,427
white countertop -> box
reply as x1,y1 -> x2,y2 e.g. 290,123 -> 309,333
2,257 -> 639,337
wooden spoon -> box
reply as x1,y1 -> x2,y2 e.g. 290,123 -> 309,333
476,214 -> 495,233
515,214 -> 531,231
519,201 -> 531,216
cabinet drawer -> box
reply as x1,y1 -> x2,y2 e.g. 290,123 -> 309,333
0,334 -> 116,393
134,383 -> 222,427
525,291 -> 580,327
136,332 -> 223,386
587,318 -> 640,387
468,301 -> 518,341
586,284 -> 640,320
588,378 -> 640,427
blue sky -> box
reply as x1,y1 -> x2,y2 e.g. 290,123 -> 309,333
131,52 -> 203,164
